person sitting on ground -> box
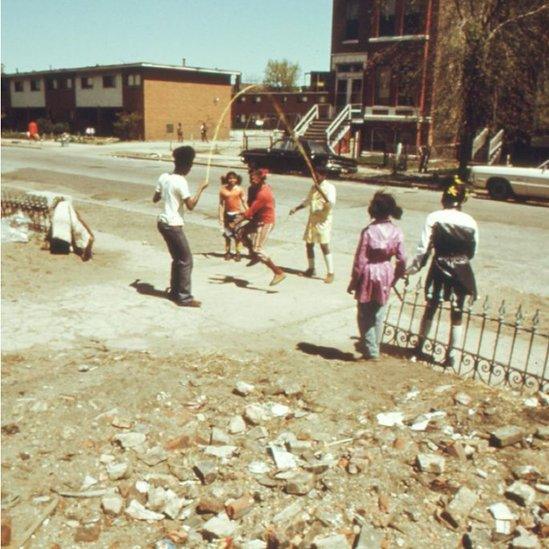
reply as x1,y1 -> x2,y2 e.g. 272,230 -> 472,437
290,164 -> 337,283
153,145 -> 209,308
406,178 -> 478,366
219,171 -> 246,261
347,191 -> 406,361
234,168 -> 286,286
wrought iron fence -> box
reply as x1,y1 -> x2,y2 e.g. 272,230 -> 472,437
383,280 -> 548,393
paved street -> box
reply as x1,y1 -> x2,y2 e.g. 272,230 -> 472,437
2,142 -> 548,360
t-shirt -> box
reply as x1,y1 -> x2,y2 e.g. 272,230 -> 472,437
155,173 -> 191,226
244,184 -> 275,224
303,180 -> 336,225
220,185 -> 244,213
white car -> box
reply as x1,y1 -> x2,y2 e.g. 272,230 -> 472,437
469,160 -> 549,201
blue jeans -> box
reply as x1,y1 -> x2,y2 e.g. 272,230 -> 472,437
357,302 -> 386,358
157,222 -> 193,303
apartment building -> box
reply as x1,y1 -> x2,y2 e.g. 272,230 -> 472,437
333,0 -> 438,151
2,62 -> 240,140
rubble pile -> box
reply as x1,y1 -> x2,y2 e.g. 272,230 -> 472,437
1,351 -> 548,547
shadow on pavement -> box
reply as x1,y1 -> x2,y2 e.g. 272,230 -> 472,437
209,275 -> 277,294
130,279 -> 170,300
296,342 -> 356,362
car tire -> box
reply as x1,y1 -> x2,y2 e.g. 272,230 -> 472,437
487,178 -> 513,200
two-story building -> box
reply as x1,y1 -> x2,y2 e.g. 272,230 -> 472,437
2,62 -> 240,140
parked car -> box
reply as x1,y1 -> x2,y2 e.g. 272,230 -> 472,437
240,138 -> 358,178
469,160 -> 549,201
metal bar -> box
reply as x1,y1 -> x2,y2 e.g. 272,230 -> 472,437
406,283 -> 422,348
458,300 -> 473,375
521,310 -> 539,390
487,304 -> 505,385
473,298 -> 490,379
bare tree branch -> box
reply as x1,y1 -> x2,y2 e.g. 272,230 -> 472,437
485,4 -> 548,45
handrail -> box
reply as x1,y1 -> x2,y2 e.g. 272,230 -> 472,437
326,104 -> 361,150
294,105 -> 319,137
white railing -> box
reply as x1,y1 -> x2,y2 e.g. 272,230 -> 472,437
488,129 -> 504,165
363,106 -> 419,120
294,105 -> 319,137
326,104 -> 362,151
472,127 -> 489,161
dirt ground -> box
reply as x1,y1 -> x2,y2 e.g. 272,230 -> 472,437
1,149 -> 548,547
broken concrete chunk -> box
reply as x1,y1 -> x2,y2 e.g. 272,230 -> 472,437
126,499 -> 164,521
416,453 -> 445,474
225,494 -> 254,519
235,381 -> 255,396
312,533 -> 350,548
454,392 -> 473,406
248,461 -> 271,475
285,472 -> 315,495
202,512 -> 235,539
512,465 -> 542,481
241,541 -> 267,549
376,411 -> 405,427
228,415 -> 246,434
355,524 -> 384,548
442,486 -> 479,527
193,461 -> 218,485
210,427 -> 232,445
510,526 -> 540,548
106,461 -> 131,480
197,497 -> 225,515
138,445 -> 168,466
269,445 -> 297,470
535,426 -> 549,441
113,432 -> 146,449
101,494 -> 123,516
490,426 -> 524,448
244,404 -> 269,425
204,445 -> 237,460
268,403 -> 291,417
505,482 -> 536,507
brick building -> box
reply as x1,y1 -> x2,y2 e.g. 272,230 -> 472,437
1,62 -> 240,140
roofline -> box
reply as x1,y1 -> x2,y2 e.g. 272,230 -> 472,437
3,62 -> 241,78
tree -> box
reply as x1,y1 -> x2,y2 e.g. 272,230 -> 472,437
263,59 -> 300,90
113,112 -> 142,140
432,0 -> 549,170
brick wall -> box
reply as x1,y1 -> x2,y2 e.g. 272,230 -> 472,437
143,79 -> 232,141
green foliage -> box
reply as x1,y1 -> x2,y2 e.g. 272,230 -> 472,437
52,122 -> 69,135
36,117 -> 54,134
113,111 -> 142,140
263,59 -> 300,90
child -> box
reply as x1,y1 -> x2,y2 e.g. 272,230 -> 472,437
219,171 -> 246,261
153,146 -> 208,308
347,191 -> 406,360
407,179 -> 478,366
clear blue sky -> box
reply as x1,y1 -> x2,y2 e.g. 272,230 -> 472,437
1,0 -> 333,82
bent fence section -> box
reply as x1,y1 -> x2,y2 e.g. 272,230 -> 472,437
383,281 -> 548,393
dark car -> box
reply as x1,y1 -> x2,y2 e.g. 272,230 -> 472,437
240,137 -> 357,178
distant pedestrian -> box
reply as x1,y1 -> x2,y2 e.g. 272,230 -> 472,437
235,168 -> 285,286
177,123 -> 184,142
418,144 -> 431,173
200,122 -> 208,142
153,146 -> 209,308
28,120 -> 40,141
406,178 -> 478,366
219,171 -> 246,261
289,164 -> 337,283
347,191 -> 406,361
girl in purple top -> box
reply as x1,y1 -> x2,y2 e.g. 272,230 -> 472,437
347,192 -> 407,360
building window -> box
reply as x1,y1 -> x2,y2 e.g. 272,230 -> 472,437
128,74 -> 141,86
319,96 -> 327,103
281,96 -> 288,103
14,81 -> 24,92
337,63 -> 363,73
254,96 -> 262,103
59,78 -> 72,90
30,79 -> 41,91
379,0 -> 397,36
81,76 -> 93,89
345,0 -> 359,40
375,66 -> 392,104
237,96 -> 246,102
103,75 -> 116,88
298,96 -> 309,103
404,0 -> 426,35
46,78 -> 58,90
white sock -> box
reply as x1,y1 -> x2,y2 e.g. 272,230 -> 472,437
307,254 -> 315,270
324,253 -> 334,274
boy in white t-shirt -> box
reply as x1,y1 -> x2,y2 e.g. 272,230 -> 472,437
153,146 -> 208,307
